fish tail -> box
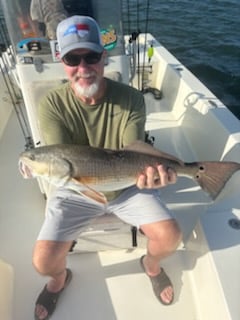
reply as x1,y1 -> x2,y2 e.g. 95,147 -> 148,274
194,161 -> 240,199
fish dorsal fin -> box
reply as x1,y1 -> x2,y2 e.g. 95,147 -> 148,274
124,140 -> 184,165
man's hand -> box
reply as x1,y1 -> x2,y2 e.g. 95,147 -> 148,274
136,165 -> 177,189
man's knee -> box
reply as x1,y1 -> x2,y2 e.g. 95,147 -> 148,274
141,219 -> 182,248
32,240 -> 72,275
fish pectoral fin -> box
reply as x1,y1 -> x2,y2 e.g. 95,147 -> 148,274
80,190 -> 107,204
71,178 -> 107,204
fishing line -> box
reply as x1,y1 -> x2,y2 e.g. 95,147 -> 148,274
125,0 -> 131,36
136,0 -> 140,90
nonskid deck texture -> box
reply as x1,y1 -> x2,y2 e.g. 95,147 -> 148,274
0,114 -> 203,319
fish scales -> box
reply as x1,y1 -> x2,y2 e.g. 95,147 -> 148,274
18,141 -> 240,200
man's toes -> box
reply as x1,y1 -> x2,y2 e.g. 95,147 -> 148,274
160,286 -> 173,304
35,304 -> 48,320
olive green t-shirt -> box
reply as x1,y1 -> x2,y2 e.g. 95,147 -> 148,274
38,78 -> 146,200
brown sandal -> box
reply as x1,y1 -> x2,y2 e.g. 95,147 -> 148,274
140,255 -> 174,305
34,268 -> 72,320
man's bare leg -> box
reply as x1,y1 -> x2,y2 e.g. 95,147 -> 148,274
140,219 -> 182,304
33,240 -> 73,319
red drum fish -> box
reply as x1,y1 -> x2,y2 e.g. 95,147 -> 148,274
19,141 -> 240,201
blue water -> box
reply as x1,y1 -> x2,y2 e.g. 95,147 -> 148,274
122,0 -> 240,119
1,1 -> 239,118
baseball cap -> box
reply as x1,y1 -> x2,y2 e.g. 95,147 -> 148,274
57,15 -> 104,58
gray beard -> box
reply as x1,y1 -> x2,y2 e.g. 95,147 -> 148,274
74,81 -> 100,99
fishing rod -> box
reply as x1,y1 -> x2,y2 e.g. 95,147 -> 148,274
123,0 -> 151,90
0,14 -> 34,150
141,0 -> 150,91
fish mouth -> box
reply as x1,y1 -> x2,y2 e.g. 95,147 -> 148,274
18,160 -> 33,179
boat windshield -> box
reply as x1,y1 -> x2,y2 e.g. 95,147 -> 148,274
1,0 -> 124,59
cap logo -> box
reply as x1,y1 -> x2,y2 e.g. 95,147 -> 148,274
64,24 -> 90,38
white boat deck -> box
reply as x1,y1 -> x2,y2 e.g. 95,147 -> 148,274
2,107 -> 239,320
0,111 -> 202,320
1,33 -> 240,319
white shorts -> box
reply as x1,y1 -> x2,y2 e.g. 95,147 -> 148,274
37,186 -> 173,241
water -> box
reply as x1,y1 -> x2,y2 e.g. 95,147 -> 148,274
122,0 -> 240,119
1,1 -> 239,118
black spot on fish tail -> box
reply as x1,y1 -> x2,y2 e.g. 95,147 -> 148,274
194,161 -> 240,199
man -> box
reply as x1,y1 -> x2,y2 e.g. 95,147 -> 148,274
33,15 -> 182,320
30,0 -> 68,39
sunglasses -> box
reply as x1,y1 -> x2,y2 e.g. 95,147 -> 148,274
62,52 -> 103,66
